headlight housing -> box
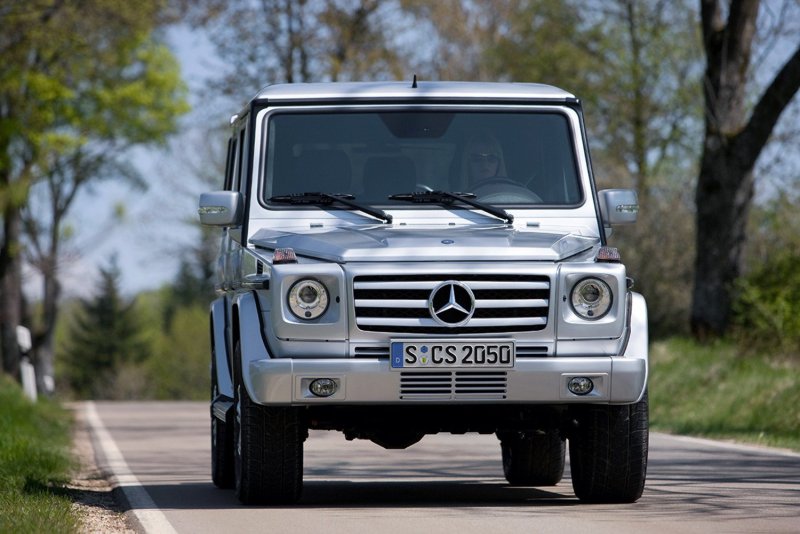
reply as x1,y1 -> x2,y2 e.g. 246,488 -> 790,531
570,277 -> 612,320
288,279 -> 329,320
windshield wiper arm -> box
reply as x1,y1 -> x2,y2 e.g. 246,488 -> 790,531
269,192 -> 392,223
389,190 -> 513,224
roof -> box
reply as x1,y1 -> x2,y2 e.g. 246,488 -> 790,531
253,81 -> 576,103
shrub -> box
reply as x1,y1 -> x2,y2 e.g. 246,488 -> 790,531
733,252 -> 800,357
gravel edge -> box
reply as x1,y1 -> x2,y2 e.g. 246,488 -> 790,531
67,403 -> 136,534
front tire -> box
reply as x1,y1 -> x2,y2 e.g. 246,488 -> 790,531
568,392 -> 649,503
233,344 -> 304,505
500,431 -> 565,486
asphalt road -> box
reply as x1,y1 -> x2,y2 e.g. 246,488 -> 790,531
86,401 -> 800,534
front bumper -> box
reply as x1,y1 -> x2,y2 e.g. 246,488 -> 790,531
246,356 -> 647,406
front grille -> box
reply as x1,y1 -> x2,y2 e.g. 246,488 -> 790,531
400,371 -> 507,399
354,274 -> 550,334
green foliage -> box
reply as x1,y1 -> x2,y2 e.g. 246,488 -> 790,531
487,0 -> 605,98
1,0 -> 189,381
57,288 -> 210,401
0,375 -> 77,534
62,258 -> 150,398
732,196 -> 800,353
144,304 -> 210,400
650,338 -> 800,450
733,252 -> 800,355
0,1 -> 188,179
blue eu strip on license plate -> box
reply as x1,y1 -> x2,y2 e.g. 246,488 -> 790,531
390,340 -> 514,369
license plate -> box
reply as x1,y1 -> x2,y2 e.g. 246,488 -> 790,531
390,340 -> 515,369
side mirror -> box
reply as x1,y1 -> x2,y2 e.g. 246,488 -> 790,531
198,191 -> 243,227
598,189 -> 639,225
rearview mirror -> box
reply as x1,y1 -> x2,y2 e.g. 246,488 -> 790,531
598,189 -> 638,225
198,191 -> 243,227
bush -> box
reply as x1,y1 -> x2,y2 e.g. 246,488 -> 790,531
733,252 -> 800,357
143,303 -> 209,400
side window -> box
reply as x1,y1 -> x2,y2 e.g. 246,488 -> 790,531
224,137 -> 237,191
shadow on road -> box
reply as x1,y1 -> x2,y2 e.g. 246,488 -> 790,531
132,479 -> 576,511
129,439 -> 799,523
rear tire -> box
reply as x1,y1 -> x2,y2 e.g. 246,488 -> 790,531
500,431 -> 565,486
233,343 -> 304,505
568,392 -> 649,503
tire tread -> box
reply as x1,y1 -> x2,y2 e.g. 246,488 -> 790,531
236,389 -> 303,504
569,393 -> 649,503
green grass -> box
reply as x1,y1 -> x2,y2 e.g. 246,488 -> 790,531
0,375 -> 78,534
650,337 -> 800,451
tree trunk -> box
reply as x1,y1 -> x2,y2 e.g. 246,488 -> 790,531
691,145 -> 755,336
691,0 -> 800,337
0,207 -> 23,379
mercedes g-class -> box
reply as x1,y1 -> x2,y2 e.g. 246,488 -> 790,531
199,81 -> 649,505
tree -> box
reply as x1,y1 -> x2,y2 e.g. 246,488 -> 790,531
400,0 -> 517,80
691,0 -> 800,337
410,0 -> 702,335
186,0 -> 403,97
62,256 -> 148,398
0,1 -> 188,384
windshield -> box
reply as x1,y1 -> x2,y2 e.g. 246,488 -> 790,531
263,110 -> 582,206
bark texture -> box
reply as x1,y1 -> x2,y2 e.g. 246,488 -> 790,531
691,0 -> 800,337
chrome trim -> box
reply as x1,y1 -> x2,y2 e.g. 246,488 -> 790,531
352,270 -> 551,335
356,317 -> 548,327
353,280 -> 550,290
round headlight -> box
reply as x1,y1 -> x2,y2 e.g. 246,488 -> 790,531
570,278 -> 612,320
288,279 -> 329,320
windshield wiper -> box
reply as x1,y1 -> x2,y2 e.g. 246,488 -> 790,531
269,192 -> 392,224
389,190 -> 513,224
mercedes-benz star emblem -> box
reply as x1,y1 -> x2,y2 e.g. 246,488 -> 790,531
429,280 -> 475,326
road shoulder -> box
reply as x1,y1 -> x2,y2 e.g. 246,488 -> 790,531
68,401 -> 135,533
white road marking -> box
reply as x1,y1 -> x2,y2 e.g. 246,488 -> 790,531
663,433 -> 800,458
85,401 -> 179,534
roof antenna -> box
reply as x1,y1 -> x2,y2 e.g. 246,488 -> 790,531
411,74 -> 418,89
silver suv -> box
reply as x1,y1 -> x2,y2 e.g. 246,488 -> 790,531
199,81 -> 649,505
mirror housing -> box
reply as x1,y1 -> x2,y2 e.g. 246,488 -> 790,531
598,189 -> 639,225
198,191 -> 243,227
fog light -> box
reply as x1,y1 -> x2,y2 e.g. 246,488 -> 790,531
568,376 -> 594,396
309,378 -> 338,397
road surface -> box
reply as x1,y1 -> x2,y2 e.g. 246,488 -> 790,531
84,401 -> 800,534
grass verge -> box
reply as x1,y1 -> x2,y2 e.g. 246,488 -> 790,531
0,374 -> 78,533
650,337 -> 800,451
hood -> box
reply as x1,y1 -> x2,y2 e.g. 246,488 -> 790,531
249,224 -> 597,263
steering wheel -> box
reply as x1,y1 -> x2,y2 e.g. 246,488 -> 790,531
471,177 -> 543,203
